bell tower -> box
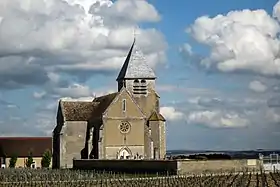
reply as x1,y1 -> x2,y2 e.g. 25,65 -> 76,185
116,29 -> 157,100
116,27 -> 166,159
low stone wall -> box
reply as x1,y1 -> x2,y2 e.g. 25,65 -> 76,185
177,159 -> 261,174
73,159 -> 178,174
73,159 -> 261,175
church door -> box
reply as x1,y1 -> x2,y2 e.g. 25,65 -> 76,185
118,148 -> 131,159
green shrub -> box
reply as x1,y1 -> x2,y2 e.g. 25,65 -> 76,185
41,149 -> 52,168
9,154 -> 17,168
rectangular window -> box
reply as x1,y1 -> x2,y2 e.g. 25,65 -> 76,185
122,99 -> 126,112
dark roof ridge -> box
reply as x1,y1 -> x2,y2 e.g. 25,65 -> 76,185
116,39 -> 135,81
93,92 -> 119,101
60,99 -> 93,103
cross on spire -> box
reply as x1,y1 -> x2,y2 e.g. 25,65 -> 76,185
133,25 -> 140,41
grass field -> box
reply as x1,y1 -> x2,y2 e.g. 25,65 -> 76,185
0,169 -> 279,186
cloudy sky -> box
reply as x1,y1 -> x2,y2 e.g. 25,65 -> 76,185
0,0 -> 280,150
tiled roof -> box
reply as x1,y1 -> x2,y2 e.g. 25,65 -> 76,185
0,137 -> 52,157
60,101 -> 99,121
59,92 -> 119,122
116,39 -> 156,80
92,92 -> 119,118
148,111 -> 166,121
60,101 -> 98,121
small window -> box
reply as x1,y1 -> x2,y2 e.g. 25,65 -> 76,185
122,99 -> 126,112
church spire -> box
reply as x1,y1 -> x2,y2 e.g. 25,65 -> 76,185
116,27 -> 156,81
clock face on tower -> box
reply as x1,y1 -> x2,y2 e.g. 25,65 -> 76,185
119,121 -> 131,134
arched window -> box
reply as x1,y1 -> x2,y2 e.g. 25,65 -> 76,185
140,79 -> 146,84
133,79 -> 140,86
133,79 -> 140,94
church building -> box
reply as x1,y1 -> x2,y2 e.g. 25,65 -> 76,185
52,37 -> 166,169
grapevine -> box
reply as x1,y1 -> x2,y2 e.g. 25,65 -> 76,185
0,169 -> 279,186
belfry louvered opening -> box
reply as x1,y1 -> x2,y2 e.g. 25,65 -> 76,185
133,79 -> 147,95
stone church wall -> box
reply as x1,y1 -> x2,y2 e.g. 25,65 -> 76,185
105,146 -> 144,159
60,121 -> 88,168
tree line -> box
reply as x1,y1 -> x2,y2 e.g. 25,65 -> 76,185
8,149 -> 51,168
171,153 -> 232,160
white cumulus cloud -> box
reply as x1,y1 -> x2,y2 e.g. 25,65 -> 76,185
186,3 -> 280,76
249,80 -> 267,93
33,91 -> 47,99
265,108 -> 280,123
0,0 -> 167,89
52,83 -> 93,98
187,110 -> 250,128
97,0 -> 161,23
160,106 -> 185,121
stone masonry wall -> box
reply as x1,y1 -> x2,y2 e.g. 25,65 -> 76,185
60,121 -> 88,168
177,159 -> 261,174
73,159 -> 261,175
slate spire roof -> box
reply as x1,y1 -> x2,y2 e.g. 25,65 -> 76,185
116,38 -> 156,81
